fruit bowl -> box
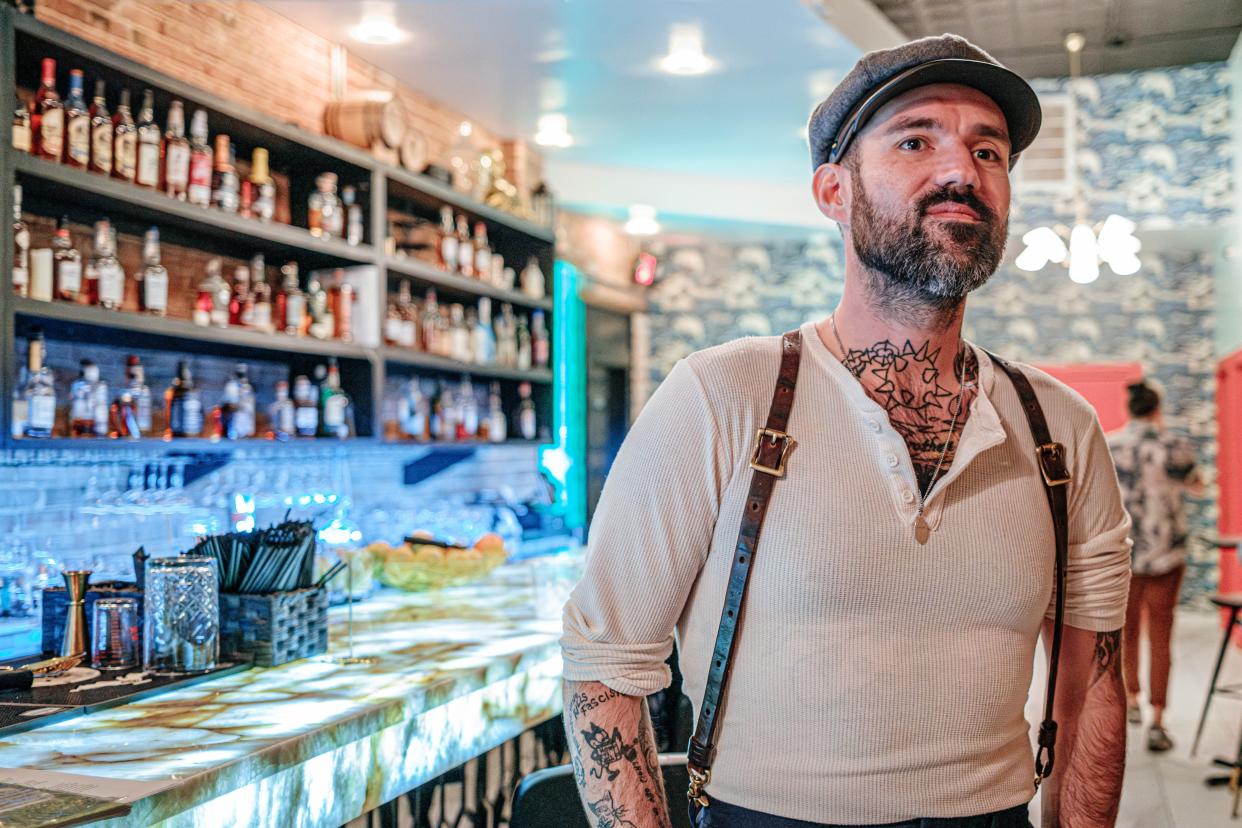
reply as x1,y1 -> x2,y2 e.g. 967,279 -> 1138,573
370,534 -> 508,591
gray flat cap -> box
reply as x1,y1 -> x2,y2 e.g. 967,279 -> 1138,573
808,33 -> 1041,171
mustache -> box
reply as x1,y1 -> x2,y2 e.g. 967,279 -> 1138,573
917,187 -> 995,224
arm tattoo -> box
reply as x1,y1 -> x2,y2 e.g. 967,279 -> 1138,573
587,792 -> 638,828
1059,630 -> 1126,826
840,339 -> 978,493
1092,629 -> 1121,682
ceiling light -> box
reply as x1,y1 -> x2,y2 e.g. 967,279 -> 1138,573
535,113 -> 574,148
625,205 -> 661,236
349,1 -> 407,45
658,23 -> 717,76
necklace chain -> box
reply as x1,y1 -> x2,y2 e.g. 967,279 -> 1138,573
828,313 -> 967,515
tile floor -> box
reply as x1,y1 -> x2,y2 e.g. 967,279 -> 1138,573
1027,609 -> 1242,827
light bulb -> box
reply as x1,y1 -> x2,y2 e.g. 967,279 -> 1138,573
658,23 -> 718,76
534,113 -> 574,148
625,205 -> 660,236
1068,223 -> 1100,284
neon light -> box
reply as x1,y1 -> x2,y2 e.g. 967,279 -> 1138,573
537,261 -> 587,529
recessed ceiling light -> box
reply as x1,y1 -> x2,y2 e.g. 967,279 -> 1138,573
535,113 -> 575,148
625,205 -> 661,236
349,1 -> 407,45
658,23 -> 718,76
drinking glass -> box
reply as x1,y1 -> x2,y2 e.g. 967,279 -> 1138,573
92,597 -> 139,670
143,556 -> 219,674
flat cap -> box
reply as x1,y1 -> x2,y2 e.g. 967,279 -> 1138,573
808,33 -> 1041,171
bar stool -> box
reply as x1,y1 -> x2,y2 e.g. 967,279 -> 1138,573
510,754 -> 692,828
1191,593 -> 1242,757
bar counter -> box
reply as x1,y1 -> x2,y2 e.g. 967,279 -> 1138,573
0,551 -> 579,827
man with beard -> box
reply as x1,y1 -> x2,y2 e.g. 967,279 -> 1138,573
560,34 -> 1130,828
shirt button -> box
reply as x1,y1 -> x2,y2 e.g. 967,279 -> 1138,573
902,489 -> 915,504
868,419 -> 881,433
886,454 -> 899,468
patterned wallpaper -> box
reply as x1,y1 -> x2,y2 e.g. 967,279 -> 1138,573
644,61 -> 1228,606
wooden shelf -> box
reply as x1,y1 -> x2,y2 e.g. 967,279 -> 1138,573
13,297 -> 374,361
14,154 -> 377,268
380,347 -> 553,384
384,257 -> 553,311
384,167 -> 555,245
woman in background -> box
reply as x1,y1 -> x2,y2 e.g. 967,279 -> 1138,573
1108,379 -> 1205,752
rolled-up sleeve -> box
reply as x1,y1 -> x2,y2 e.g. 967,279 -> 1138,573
560,358 -> 729,696
1049,412 -> 1132,631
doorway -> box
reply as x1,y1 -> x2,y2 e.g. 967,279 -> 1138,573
585,307 -> 633,521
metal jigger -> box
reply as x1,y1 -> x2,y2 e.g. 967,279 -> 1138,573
60,570 -> 92,659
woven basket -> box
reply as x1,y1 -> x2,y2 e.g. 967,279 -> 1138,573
219,588 -> 328,667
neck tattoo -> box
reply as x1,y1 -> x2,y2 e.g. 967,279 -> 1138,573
829,313 -> 967,545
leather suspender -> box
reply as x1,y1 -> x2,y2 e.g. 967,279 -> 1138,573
685,335 -> 1072,812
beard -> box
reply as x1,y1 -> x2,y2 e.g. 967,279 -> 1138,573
849,173 -> 1007,318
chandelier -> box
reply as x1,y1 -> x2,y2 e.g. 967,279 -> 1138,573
1014,33 -> 1140,284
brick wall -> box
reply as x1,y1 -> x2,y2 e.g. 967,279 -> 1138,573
32,0 -> 542,191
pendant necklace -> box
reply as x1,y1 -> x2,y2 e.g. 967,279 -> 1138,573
829,313 -> 967,545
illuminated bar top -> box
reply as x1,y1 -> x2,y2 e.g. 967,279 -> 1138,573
0,551 -> 578,827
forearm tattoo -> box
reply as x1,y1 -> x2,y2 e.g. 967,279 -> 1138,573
839,339 -> 978,492
1059,630 -> 1126,826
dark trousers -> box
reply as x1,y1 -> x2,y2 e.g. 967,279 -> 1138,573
693,799 -> 1032,828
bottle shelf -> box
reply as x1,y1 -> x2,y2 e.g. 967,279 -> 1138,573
384,167 -> 555,245
13,296 -> 374,362
383,256 -> 553,312
380,347 -> 553,384
14,154 -> 376,270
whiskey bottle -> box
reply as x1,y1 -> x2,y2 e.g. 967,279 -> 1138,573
12,185 -> 29,297
455,214 -> 474,278
86,220 -> 124,310
249,148 -> 275,222
215,363 -> 255,440
396,280 -> 418,348
279,262 -> 305,336
114,354 -> 152,437
420,288 -> 440,353
186,109 -> 213,207
111,88 -> 136,182
268,380 -> 295,440
343,186 -> 364,246
164,360 -> 203,439
70,359 -> 101,438
516,381 -> 537,441
228,265 -> 250,327
531,309 -> 550,368
51,216 -> 82,302
399,377 -> 429,441
486,382 -> 506,443
88,79 -> 112,176
515,315 -> 532,370
473,223 -> 491,281
211,135 -> 239,213
308,173 -> 342,239
495,303 -> 517,367
332,269 -> 353,342
62,70 -> 90,169
22,330 -> 56,439
161,101 -> 191,200
457,376 -> 479,440
137,227 -> 168,315
32,58 -> 63,162
11,94 -> 31,154
292,374 -> 318,437
250,254 -> 273,332
193,258 -> 229,327
449,303 -> 470,363
318,358 -> 350,439
306,274 -> 333,340
438,206 -> 458,272
521,257 -> 546,299
384,289 -> 403,347
471,297 -> 496,365
134,89 -> 160,189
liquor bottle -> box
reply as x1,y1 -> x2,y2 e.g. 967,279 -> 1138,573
455,214 -> 474,278
399,377 -> 429,441
86,220 -> 124,310
457,376 -> 479,440
292,374 -> 318,437
134,89 -> 160,189
137,227 -> 168,315
12,185 -> 29,297
249,148 -> 274,222
472,223 -> 491,281
88,79 -> 112,176
52,216 -> 82,302
496,303 -> 517,367
11,94 -> 31,154
250,254 -> 272,332
112,354 -> 152,438
268,380 -> 295,440
164,360 -> 203,439
306,274 -> 333,340
397,280 -> 417,348
111,88 -> 136,182
186,109 -> 213,207
22,330 -> 56,439
228,266 -> 250,326
318,358 -> 350,439
32,58 -> 64,162
69,360 -> 95,437
278,262 -> 305,336
437,305 -> 453,357
62,70 -> 90,169
515,315 -> 532,370
516,381 -> 537,440
490,253 -> 506,288
211,135 -> 239,213
486,382 -> 506,443
92,364 -> 110,438
531,309 -> 550,368
28,247 -> 52,302
308,173 -> 343,239
449,304 -> 470,363
342,185 -> 364,246
433,380 -> 456,441
215,364 -> 255,440
383,290 -> 403,347
11,365 -> 27,439
521,257 -> 546,299
332,269 -> 353,342
420,288 -> 440,353
161,101 -> 191,200
438,206 -> 458,272
194,258 -> 229,327
239,180 -> 254,219
472,297 -> 496,365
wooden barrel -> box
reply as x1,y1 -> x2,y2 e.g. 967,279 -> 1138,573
399,130 -> 428,172
324,95 -> 407,148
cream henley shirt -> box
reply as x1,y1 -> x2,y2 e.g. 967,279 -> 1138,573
560,320 -> 1131,824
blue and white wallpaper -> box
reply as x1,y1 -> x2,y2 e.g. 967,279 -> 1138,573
645,62 -> 1228,606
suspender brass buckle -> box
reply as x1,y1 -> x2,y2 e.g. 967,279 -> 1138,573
687,765 -> 712,807
1036,442 -> 1072,487
749,428 -> 795,477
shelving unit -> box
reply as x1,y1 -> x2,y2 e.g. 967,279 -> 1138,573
0,6 -> 557,447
